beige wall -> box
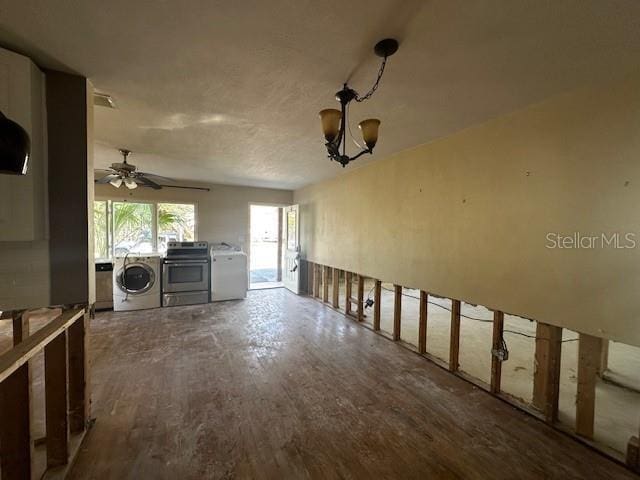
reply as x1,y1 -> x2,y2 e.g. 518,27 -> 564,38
295,73 -> 640,347
95,182 -> 292,251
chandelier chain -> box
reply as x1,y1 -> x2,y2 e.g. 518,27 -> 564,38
355,56 -> 388,103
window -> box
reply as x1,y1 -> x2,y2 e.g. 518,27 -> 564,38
157,203 -> 195,254
93,200 -> 196,258
94,200 -> 109,259
113,202 -> 154,255
287,209 -> 297,250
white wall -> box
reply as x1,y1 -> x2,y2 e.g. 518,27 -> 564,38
295,73 -> 640,347
0,48 -> 49,311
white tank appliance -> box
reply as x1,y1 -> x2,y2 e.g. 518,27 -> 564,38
113,254 -> 162,311
211,247 -> 248,301
162,241 -> 210,307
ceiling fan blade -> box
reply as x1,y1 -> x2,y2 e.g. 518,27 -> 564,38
95,174 -> 120,184
136,176 -> 162,190
136,172 -> 176,183
159,184 -> 210,192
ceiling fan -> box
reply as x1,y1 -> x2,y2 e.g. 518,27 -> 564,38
95,149 -> 209,191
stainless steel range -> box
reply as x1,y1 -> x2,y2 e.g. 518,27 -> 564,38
162,241 -> 210,307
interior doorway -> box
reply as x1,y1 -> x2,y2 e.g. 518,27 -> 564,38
249,204 -> 283,290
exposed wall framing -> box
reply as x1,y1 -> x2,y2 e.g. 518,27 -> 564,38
491,310 -> 504,394
576,334 -> 602,439
323,266 -> 330,303
449,299 -> 461,372
345,272 -> 353,317
303,261 -> 639,472
533,323 -> 562,423
393,285 -> 402,341
332,268 -> 340,308
373,280 -> 381,331
418,291 -> 428,354
0,307 -> 89,479
314,264 -> 321,299
306,261 -> 314,295
357,275 -> 365,322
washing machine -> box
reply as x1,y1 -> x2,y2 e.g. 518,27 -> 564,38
113,254 -> 162,311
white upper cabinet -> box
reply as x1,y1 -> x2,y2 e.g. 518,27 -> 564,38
0,47 -> 46,241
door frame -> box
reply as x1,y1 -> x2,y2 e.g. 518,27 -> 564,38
247,202 -> 288,288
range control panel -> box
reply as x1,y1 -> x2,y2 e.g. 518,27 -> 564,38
165,241 -> 209,258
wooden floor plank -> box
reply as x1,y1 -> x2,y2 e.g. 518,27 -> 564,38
68,290 -> 635,480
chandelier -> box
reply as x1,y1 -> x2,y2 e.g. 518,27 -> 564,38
319,38 -> 399,167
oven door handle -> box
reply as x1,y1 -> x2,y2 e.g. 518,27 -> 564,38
163,259 -> 208,265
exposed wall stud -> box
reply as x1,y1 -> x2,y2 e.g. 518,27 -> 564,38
45,330 -> 69,468
393,285 -> 402,341
532,322 -> 562,423
491,310 -> 504,394
449,299 -> 461,372
68,312 -> 89,434
0,363 -> 32,479
357,275 -> 365,322
373,280 -> 381,331
314,264 -> 321,298
323,266 -> 330,303
576,333 -> 602,439
345,272 -> 352,316
418,291 -> 428,354
332,268 -> 340,308
306,261 -> 314,295
12,310 -> 29,346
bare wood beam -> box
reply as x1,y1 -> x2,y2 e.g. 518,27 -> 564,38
12,310 -> 29,346
418,291 -> 428,354
532,322 -> 562,423
332,268 -> 340,308
0,309 -> 85,384
307,260 -> 315,297
576,333 -> 602,439
314,264 -> 321,298
345,272 -> 352,316
491,310 -> 504,394
449,300 -> 461,372
68,312 -> 89,434
0,363 -> 32,480
45,330 -> 69,468
373,280 -> 381,331
357,276 -> 364,322
393,285 -> 402,341
323,266 -> 330,303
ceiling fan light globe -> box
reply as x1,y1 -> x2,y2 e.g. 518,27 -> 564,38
124,177 -> 137,189
319,108 -> 341,142
359,118 -> 380,150
109,177 -> 123,188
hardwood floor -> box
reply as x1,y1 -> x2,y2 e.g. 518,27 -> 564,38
69,289 -> 635,479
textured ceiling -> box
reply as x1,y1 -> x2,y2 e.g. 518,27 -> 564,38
1,0 -> 639,189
